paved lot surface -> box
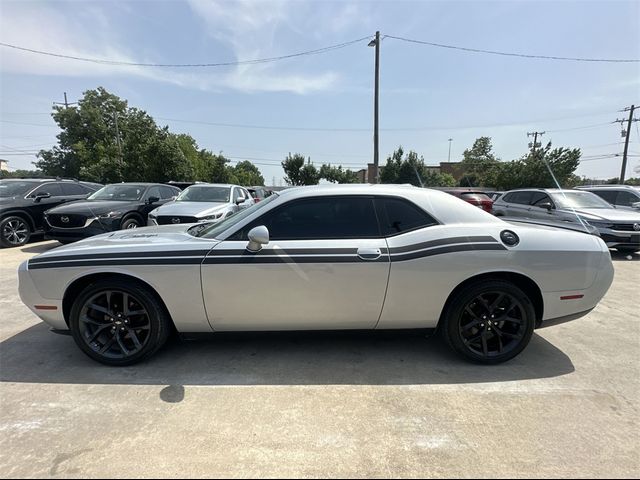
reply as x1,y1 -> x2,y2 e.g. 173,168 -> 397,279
0,240 -> 638,478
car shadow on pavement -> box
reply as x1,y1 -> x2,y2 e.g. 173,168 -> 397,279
0,324 -> 574,386
610,250 -> 640,261
19,241 -> 60,254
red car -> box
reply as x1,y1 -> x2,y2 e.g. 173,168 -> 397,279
440,188 -> 494,213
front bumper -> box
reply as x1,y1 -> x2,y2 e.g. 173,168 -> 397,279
597,227 -> 640,249
44,217 -> 120,242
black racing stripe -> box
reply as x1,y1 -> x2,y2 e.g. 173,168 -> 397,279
28,249 -> 211,265
392,243 -> 507,262
387,236 -> 498,254
28,257 -> 203,269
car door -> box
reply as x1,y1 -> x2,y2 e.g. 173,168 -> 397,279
27,183 -> 65,229
142,186 -> 174,216
527,192 -> 555,220
201,195 -> 390,331
500,191 -> 532,218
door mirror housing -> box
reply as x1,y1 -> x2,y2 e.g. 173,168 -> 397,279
235,197 -> 244,205
147,196 -> 160,204
246,225 -> 269,252
538,202 -> 553,211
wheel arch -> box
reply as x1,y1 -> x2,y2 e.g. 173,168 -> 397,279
438,271 -> 544,329
121,211 -> 145,225
62,272 -> 176,330
1,209 -> 37,231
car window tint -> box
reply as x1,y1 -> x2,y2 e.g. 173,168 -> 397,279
507,191 -> 533,205
238,196 -> 379,240
32,183 -> 63,197
375,197 -> 438,235
146,186 -> 161,199
160,186 -> 178,199
616,191 -> 639,207
60,183 -> 89,196
591,190 -> 617,204
530,192 -> 551,206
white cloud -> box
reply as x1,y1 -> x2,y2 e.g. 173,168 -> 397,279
0,0 -> 343,94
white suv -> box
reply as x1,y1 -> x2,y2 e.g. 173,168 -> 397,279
576,185 -> 640,211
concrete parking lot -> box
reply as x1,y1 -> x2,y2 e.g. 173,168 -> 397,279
0,240 -> 638,478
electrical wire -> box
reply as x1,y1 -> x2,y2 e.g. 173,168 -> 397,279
384,35 -> 640,63
0,37 -> 371,68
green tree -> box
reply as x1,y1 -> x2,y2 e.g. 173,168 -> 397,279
319,164 -> 359,184
282,153 -> 320,186
459,137 -> 500,186
0,169 -> 46,179
230,161 -> 265,186
380,146 -> 455,187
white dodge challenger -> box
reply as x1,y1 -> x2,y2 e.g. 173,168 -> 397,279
18,185 -> 614,366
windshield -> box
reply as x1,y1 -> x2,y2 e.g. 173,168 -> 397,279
88,184 -> 146,201
551,191 -> 613,209
177,186 -> 230,203
193,193 -> 278,238
0,181 -> 40,197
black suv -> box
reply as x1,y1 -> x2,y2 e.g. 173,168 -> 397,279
0,178 -> 102,248
43,183 -> 180,243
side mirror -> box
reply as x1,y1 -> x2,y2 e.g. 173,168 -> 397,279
235,197 -> 244,205
33,192 -> 51,202
246,225 -> 269,252
538,202 -> 553,211
147,196 -> 160,204
632,201 -> 640,210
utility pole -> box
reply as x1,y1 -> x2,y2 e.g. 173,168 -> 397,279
368,31 -> 380,183
527,131 -> 545,153
112,111 -> 124,181
53,92 -> 77,109
614,105 -> 638,184
447,138 -> 453,162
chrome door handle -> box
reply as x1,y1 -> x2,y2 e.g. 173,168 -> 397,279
357,247 -> 382,260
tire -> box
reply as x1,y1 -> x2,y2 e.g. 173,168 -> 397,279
440,280 -> 536,364
69,278 -> 172,366
0,215 -> 32,248
120,216 -> 142,230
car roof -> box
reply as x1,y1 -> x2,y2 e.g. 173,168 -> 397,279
183,183 -> 238,188
576,185 -> 639,190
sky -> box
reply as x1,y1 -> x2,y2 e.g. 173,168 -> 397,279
1,0 -> 639,185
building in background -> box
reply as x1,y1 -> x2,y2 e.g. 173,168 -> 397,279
357,161 -> 465,183
0,159 -> 8,172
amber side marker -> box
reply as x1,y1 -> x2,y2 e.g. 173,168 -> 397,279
560,295 -> 584,300
34,305 -> 58,310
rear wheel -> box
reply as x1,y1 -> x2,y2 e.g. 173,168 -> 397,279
441,280 -> 535,364
120,216 -> 141,230
0,216 -> 31,248
69,279 -> 172,366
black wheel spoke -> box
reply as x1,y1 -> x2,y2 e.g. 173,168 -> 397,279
489,293 -> 505,312
481,334 -> 489,356
81,315 -> 107,326
502,315 -> 522,325
462,319 -> 482,332
99,334 -> 117,354
127,329 -> 142,349
88,303 -> 111,316
115,331 -> 130,355
87,324 -> 111,343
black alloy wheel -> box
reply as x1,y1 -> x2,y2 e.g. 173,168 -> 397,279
0,216 -> 31,248
70,279 -> 172,366
442,280 -> 535,364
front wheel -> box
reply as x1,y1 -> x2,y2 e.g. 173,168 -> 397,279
441,280 -> 536,364
120,217 -> 141,230
0,216 -> 31,248
69,279 -> 172,366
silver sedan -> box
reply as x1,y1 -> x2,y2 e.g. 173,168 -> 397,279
18,185 -> 614,366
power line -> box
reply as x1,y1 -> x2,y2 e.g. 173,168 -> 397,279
384,35 -> 640,63
0,119 -> 56,127
546,122 -> 613,133
0,36 -> 371,68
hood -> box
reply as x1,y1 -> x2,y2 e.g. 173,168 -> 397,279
32,224 -> 219,260
151,201 -> 229,217
45,200 -> 142,215
565,207 -> 640,223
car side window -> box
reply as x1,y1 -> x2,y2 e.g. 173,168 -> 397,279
616,191 -> 639,207
592,190 -> 617,204
530,192 -> 551,206
233,188 -> 245,203
506,191 -> 533,205
59,183 -> 89,196
146,186 -> 162,200
160,186 -> 178,199
232,196 -> 380,240
375,197 -> 438,236
30,183 -> 63,197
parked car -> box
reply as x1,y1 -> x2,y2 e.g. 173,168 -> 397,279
20,185 -> 613,366
439,188 -> 494,213
487,191 -> 505,202
43,183 -> 181,243
148,184 -> 254,226
493,188 -> 640,253
575,185 -> 640,211
247,186 -> 273,202
0,178 -> 101,248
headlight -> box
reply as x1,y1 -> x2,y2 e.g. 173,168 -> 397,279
99,211 -> 124,219
200,212 -> 224,222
